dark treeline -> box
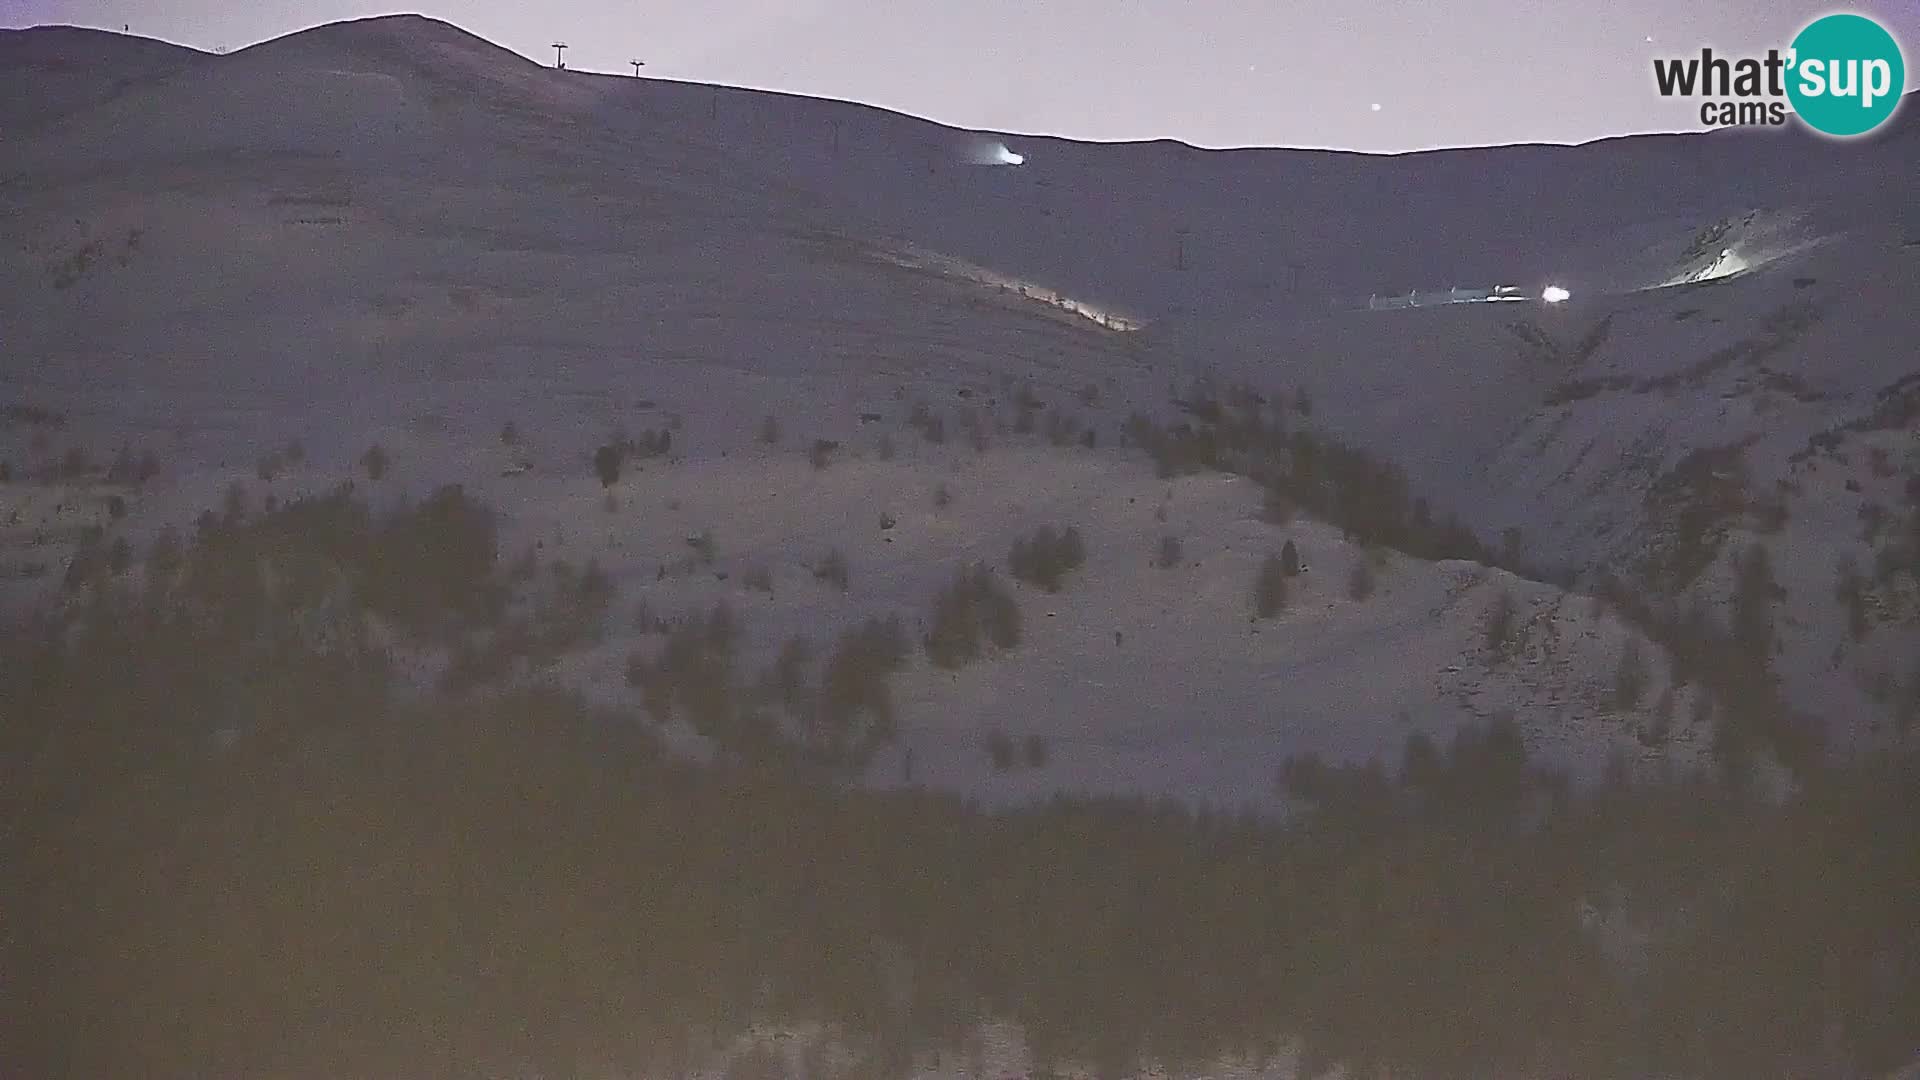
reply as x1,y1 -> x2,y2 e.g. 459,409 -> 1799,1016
4,490 -> 1918,1080
1121,378 -> 1831,778
1124,381 -> 1491,567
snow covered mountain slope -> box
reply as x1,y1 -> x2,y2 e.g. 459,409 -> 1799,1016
0,25 -> 206,137
2,16 -> 1914,800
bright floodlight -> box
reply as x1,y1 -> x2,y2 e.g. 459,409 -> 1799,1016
1542,285 -> 1571,303
964,139 -> 1025,165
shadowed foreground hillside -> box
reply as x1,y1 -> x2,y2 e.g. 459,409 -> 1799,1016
3,489 -> 1916,1080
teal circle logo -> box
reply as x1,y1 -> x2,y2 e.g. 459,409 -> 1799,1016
1787,13 -> 1906,137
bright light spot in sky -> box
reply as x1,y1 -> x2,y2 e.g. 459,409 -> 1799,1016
1370,102 -> 1382,112
1543,285 -> 1571,303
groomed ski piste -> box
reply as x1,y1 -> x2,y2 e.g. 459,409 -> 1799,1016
873,240 -> 1147,331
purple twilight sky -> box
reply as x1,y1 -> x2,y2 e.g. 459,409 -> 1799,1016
7,0 -> 1918,152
